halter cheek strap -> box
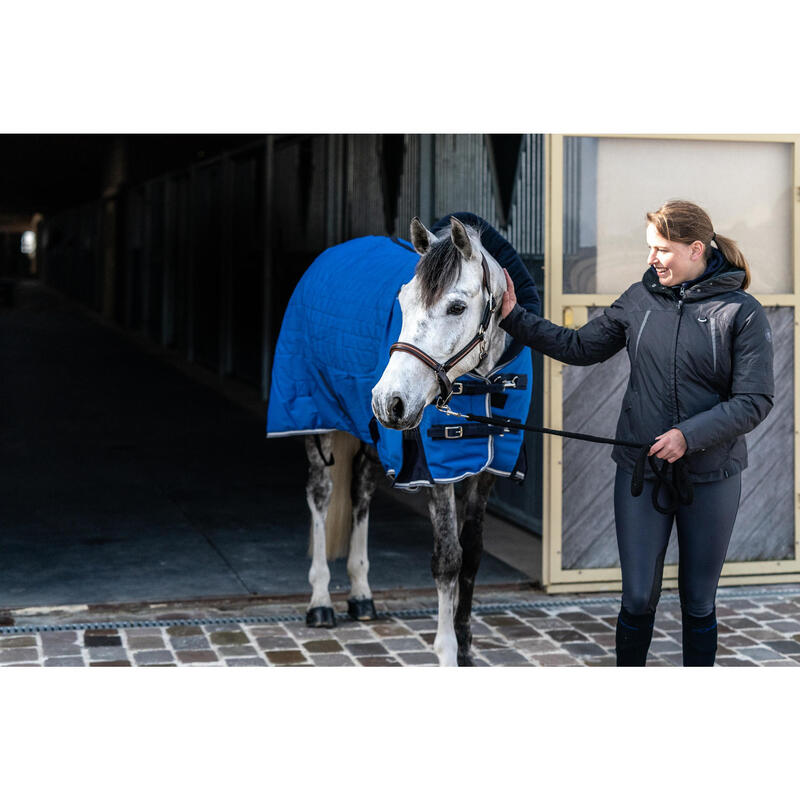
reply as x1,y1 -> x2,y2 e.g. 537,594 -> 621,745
389,253 -> 496,408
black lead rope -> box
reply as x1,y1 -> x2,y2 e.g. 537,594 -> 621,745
437,407 -> 694,515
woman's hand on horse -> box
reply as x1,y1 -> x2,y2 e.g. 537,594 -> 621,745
648,428 -> 687,463
501,268 -> 517,319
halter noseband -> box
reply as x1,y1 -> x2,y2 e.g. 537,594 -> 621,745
389,252 -> 496,409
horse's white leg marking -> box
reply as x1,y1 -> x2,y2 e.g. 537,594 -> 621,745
347,445 -> 382,600
304,435 -> 334,610
427,483 -> 461,667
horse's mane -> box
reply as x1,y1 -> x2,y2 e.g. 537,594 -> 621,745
415,223 -> 483,309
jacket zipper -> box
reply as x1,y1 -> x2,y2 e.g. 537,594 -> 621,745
672,286 -> 685,424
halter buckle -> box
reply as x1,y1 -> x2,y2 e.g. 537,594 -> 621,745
444,426 -> 463,439
450,382 -> 463,395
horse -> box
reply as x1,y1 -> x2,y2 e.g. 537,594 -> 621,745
267,215 -> 532,666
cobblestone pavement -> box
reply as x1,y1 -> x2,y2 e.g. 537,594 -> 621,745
2,583 -> 800,666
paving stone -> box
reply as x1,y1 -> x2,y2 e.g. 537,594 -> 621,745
170,635 -> 211,650
584,655 -> 616,667
482,649 -> 532,665
533,618 -> 575,630
256,636 -> 296,650
217,645 -> 258,658
719,634 -> 759,648
225,657 -> 268,666
659,652 -> 686,667
398,651 -> 439,665
767,621 -> 800,633
719,617 -> 760,630
83,633 -> 122,648
514,639 -> 561,654
736,646 -> 782,662
649,640 -> 682,654
44,656 -> 85,667
39,631 -> 78,644
166,625 -> 204,637
763,639 -> 800,655
724,599 -> 758,609
532,653 -> 581,666
499,625 -> 541,640
765,603 -> 799,614
134,650 -> 176,666
303,639 -> 344,654
572,621 -> 612,634
357,656 -> 401,666
473,638 -> 506,650
248,625 -> 286,636
265,650 -> 307,665
125,635 -> 167,650
43,642 -> 83,658
382,637 -> 425,652
209,631 -> 250,646
759,660 -> 797,667
591,634 -> 617,648
419,632 -> 436,645
345,642 -> 389,656
90,660 -> 131,667
86,646 -> 129,661
310,653 -> 357,666
369,623 -> 411,637
561,642 -> 608,658
401,619 -> 438,631
479,614 -> 518,627
0,636 -> 37,649
546,629 -> 588,643
748,611 -> 781,621
557,612 -> 595,622
330,629 -> 377,643
469,623 -> 493,636
176,650 -> 220,664
738,629 -> 774,642
514,608 -> 549,619
716,657 -> 755,667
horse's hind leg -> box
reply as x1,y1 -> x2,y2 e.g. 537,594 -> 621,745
427,483 -> 461,666
304,434 -> 336,628
346,443 -> 383,621
455,471 -> 496,666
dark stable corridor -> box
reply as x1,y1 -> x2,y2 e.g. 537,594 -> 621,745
0,281 -> 525,609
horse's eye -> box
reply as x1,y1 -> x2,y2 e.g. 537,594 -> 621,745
447,302 -> 466,316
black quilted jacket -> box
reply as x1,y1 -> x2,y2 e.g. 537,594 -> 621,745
500,258 -> 774,483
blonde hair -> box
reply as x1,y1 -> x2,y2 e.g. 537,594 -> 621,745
646,200 -> 751,290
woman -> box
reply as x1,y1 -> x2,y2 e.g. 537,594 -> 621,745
500,200 -> 775,666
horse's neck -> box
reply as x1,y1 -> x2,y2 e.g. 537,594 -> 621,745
470,247 -> 509,377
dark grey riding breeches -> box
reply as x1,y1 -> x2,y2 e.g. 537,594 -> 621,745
614,466 -> 742,617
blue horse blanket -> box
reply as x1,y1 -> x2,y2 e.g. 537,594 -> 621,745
266,234 -> 534,488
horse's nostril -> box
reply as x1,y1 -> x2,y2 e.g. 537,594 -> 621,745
389,396 -> 404,421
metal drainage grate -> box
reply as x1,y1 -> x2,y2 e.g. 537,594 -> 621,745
1,584 -> 797,636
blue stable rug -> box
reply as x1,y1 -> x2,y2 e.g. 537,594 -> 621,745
266,234 -> 534,488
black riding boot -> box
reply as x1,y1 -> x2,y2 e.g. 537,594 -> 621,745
682,608 -> 718,667
615,606 -> 655,666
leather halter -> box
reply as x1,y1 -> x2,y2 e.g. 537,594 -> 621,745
389,252 -> 496,408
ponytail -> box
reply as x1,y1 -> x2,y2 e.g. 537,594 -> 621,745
713,233 -> 750,290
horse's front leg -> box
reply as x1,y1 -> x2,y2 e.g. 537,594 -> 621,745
346,444 -> 383,620
304,434 -> 336,628
427,483 -> 461,666
455,471 -> 496,666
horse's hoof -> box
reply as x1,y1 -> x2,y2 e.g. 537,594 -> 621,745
347,598 -> 377,621
306,606 -> 337,628
457,652 -> 475,667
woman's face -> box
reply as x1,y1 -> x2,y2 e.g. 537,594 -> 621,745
646,223 -> 705,287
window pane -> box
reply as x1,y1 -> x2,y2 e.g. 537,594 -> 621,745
563,137 -> 793,294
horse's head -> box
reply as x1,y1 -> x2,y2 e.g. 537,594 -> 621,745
371,216 -> 508,430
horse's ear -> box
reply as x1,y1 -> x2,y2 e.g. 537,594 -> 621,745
410,217 -> 437,255
449,217 -> 473,261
